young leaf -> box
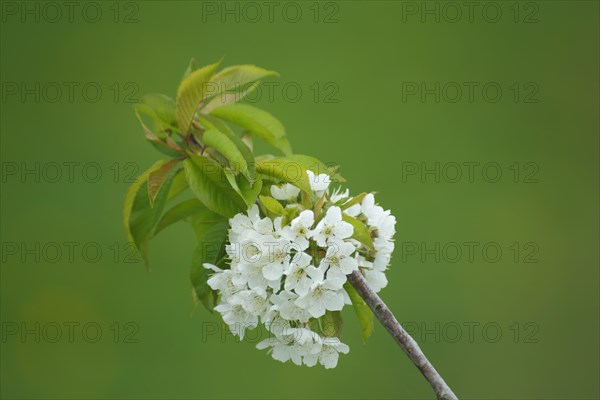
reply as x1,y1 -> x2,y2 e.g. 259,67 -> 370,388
134,94 -> 178,134
176,60 -> 221,133
256,159 -> 313,199
344,282 -> 374,342
209,64 -> 278,92
284,154 -> 345,182
210,104 -> 292,155
154,198 -> 206,237
184,155 -> 246,218
259,195 -> 284,216
281,205 -> 300,227
190,209 -> 226,240
341,192 -> 367,210
181,57 -> 197,81
198,114 -> 257,181
238,175 -> 262,206
202,129 -> 254,181
342,214 -> 375,251
202,82 -> 259,114
148,159 -> 181,206
123,160 -> 178,266
191,222 -> 229,311
166,169 -> 188,202
203,65 -> 278,114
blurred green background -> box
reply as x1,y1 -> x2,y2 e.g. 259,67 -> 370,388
1,1 -> 598,399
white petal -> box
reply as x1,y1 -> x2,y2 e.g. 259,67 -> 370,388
320,349 -> 340,369
298,210 -> 315,227
335,221 -> 354,239
326,206 -> 342,222
262,263 -> 284,280
344,204 -> 361,217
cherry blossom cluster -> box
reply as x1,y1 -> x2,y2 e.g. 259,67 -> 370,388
204,170 -> 396,368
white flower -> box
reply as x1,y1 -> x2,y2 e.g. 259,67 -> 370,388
263,306 -> 292,337
234,231 -> 269,265
295,278 -> 344,318
361,193 -> 386,226
330,187 -> 349,203
319,240 -> 358,287
204,263 -> 244,300
237,261 -> 280,291
270,290 -> 312,323
256,328 -> 320,366
270,183 -> 300,201
214,301 -> 257,339
210,185 -> 396,368
362,269 -> 388,292
306,170 -> 331,195
312,206 -> 354,247
229,205 -> 273,241
261,236 -> 294,281
373,237 -> 395,271
234,234 -> 281,291
357,252 -> 389,292
235,288 -> 270,318
281,210 -> 314,250
374,211 -> 396,240
303,337 -> 350,369
284,252 -> 323,295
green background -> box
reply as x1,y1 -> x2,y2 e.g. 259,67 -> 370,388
1,1 -> 598,399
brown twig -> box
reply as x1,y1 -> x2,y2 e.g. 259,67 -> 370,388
347,271 -> 459,400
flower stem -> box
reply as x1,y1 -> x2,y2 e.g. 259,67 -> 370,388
347,271 -> 459,400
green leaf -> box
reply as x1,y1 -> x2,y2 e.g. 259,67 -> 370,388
154,198 -> 206,237
176,60 -> 221,133
284,154 -> 345,182
184,155 -> 246,218
202,129 -> 254,181
342,214 -> 375,251
166,169 -> 188,203
210,104 -> 291,155
198,114 -> 257,182
181,57 -> 197,81
256,158 -> 313,199
209,64 -> 278,93
123,160 -> 178,266
341,192 -> 367,210
203,82 -> 259,114
320,310 -> 343,337
134,94 -> 178,135
191,222 -> 229,311
147,159 -> 181,206
238,175 -> 262,206
203,64 -> 277,107
344,282 -> 374,342
259,195 -> 284,216
281,205 -> 300,227
190,209 -> 226,240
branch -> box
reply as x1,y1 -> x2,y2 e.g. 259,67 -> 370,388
347,271 -> 458,400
